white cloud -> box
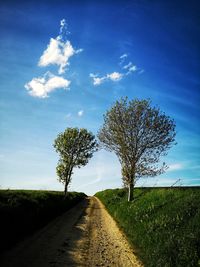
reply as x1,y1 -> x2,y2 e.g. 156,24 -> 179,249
38,38 -> 75,74
90,53 -> 143,86
59,18 -> 70,38
120,53 -> 144,76
129,65 -> 137,72
90,73 -> 106,85
78,110 -> 84,117
25,19 -> 83,98
72,150 -> 121,195
167,163 -> 184,172
120,54 -> 127,59
91,71 -> 123,86
93,77 -> 106,85
89,73 -> 97,78
60,19 -> 65,27
38,19 -> 82,74
138,69 -> 144,74
119,54 -> 128,65
107,71 -> 122,81
123,62 -> 132,69
66,113 -> 72,119
75,48 -> 84,54
25,72 -> 70,98
123,61 -> 137,75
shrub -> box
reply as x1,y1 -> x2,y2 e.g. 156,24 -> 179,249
0,190 -> 86,252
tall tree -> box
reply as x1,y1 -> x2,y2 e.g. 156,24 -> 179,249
98,98 -> 176,201
54,128 -> 98,197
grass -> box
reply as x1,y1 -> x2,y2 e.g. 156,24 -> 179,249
95,187 -> 200,267
0,189 -> 86,252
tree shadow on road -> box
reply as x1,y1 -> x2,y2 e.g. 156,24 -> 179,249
53,197 -> 90,267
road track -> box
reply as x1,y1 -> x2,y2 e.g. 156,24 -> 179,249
0,197 -> 142,267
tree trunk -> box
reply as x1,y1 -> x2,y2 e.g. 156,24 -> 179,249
128,182 -> 133,202
64,181 -> 68,198
64,167 -> 73,199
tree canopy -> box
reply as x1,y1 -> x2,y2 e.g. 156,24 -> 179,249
54,127 -> 98,196
98,98 -> 176,201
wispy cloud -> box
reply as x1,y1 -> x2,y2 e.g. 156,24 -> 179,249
66,113 -> 72,119
120,54 -> 143,75
78,110 -> 84,117
25,72 -> 70,98
90,72 -> 123,86
119,53 -> 128,65
90,73 -> 106,86
167,163 -> 184,172
93,77 -> 106,86
120,53 -> 128,60
59,19 -> 70,38
72,150 -> 121,195
123,61 -> 137,75
90,54 -> 143,86
123,62 -> 132,69
38,19 -> 83,74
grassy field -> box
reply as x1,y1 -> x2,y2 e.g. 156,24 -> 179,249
95,187 -> 200,267
0,190 -> 86,252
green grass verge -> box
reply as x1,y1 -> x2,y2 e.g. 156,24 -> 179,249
0,190 -> 86,252
95,187 -> 200,267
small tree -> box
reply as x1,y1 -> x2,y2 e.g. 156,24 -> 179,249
54,128 -> 98,197
98,98 -> 176,201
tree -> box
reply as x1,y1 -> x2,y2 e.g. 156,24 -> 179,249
54,128 -> 98,197
98,98 -> 176,201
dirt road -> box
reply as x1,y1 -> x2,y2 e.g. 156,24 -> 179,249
0,197 -> 142,267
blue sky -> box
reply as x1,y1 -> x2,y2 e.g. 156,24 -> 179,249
0,0 -> 199,195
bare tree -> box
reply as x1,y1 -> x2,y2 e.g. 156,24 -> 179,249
54,128 -> 98,197
98,98 -> 176,201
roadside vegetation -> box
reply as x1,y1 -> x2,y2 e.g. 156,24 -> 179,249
0,190 -> 86,252
96,187 -> 200,267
